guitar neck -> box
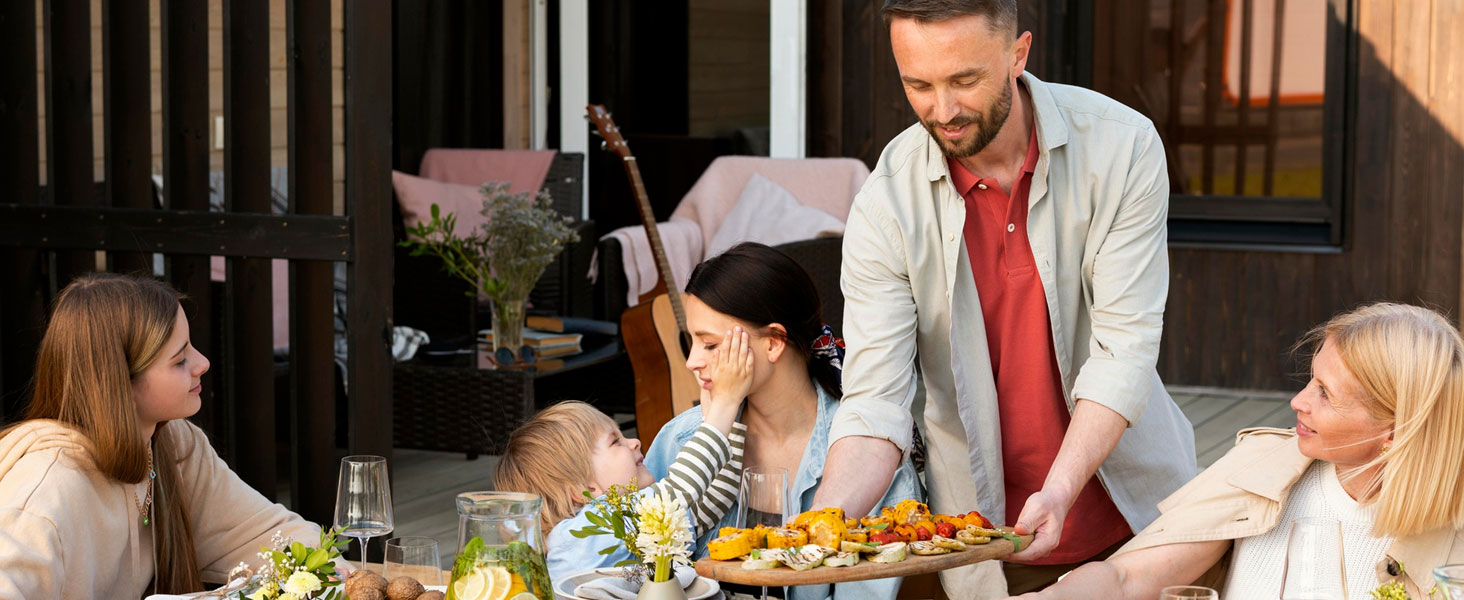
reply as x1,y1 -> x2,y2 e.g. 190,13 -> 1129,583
623,157 -> 689,334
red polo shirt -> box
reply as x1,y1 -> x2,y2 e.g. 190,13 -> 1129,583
948,127 -> 1130,564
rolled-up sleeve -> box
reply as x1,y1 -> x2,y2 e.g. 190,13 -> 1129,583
1070,125 -> 1170,425
829,193 -> 920,452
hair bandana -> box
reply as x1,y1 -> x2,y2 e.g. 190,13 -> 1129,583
811,324 -> 845,371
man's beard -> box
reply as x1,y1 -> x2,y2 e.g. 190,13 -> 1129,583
924,81 -> 1013,159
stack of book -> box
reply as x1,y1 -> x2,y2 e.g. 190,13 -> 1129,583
478,328 -> 583,360
476,317 -> 619,369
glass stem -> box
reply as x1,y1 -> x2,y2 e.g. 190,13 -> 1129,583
360,537 -> 371,573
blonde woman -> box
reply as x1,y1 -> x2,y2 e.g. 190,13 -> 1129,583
1020,302 -> 1464,599
0,273 -> 327,597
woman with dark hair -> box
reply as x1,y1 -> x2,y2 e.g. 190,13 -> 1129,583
643,242 -> 922,600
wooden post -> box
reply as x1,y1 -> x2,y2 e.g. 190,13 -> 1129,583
162,0 -> 220,448
102,0 -> 154,274
287,0 -> 339,524
344,0 -> 394,461
43,0 -> 96,283
0,0 -> 44,421
224,0 -> 276,498
503,0 -> 532,149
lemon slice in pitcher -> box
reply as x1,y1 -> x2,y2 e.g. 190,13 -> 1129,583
452,569 -> 486,600
481,565 -> 511,600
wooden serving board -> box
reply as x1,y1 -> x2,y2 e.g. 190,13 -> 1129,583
693,528 -> 1033,586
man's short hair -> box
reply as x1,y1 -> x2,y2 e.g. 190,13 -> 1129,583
881,0 -> 1018,36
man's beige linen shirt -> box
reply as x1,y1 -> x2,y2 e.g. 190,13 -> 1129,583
832,72 -> 1197,536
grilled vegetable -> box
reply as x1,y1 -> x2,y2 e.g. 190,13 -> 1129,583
955,529 -> 991,546
845,528 -> 869,544
708,529 -> 756,560
867,542 -> 908,564
822,551 -> 860,567
807,512 -> 848,550
742,548 -> 785,570
765,528 -> 809,549
841,540 -> 880,554
932,535 -> 966,551
778,545 -> 834,571
868,530 -> 902,545
909,540 -> 951,556
890,500 -> 931,525
935,522 -> 957,539
860,515 -> 892,529
893,523 -> 918,543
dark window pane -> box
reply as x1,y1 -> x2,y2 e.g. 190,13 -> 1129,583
1091,0 -> 1327,200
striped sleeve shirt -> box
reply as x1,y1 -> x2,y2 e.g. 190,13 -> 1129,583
650,421 -> 746,537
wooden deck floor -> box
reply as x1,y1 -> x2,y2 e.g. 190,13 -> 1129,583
385,386 -> 1296,569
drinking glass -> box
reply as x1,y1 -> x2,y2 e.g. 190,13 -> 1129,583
383,537 -> 442,585
1158,585 -> 1218,599
1435,564 -> 1464,600
1280,517 -> 1348,600
334,455 -> 395,572
739,466 -> 793,600
738,466 -> 793,528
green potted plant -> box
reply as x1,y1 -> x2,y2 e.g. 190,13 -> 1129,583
400,182 -> 579,363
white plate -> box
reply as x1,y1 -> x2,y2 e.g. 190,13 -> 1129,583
554,568 -> 721,600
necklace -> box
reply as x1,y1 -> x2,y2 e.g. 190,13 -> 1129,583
135,449 -> 156,526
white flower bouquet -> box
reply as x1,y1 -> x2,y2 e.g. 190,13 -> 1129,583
570,482 -> 694,584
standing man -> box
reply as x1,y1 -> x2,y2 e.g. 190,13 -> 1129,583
813,0 -> 1198,596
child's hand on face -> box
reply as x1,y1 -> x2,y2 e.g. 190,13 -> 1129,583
702,326 -> 753,434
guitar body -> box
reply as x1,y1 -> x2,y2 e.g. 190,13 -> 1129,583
621,294 -> 700,447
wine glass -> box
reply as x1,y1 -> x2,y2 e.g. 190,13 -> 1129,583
384,537 -> 442,585
1158,585 -> 1218,599
1280,517 -> 1348,600
1435,564 -> 1464,599
334,455 -> 395,572
738,466 -> 794,528
739,466 -> 793,600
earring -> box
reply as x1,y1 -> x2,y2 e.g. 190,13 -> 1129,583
1379,444 -> 1390,458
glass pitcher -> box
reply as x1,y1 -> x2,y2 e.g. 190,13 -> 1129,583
1436,564 -> 1464,600
452,491 -> 551,599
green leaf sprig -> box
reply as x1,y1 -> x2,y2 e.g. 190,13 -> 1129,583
568,481 -> 644,567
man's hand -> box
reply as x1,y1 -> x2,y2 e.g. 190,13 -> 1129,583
1007,488 -> 1074,561
1005,399 -> 1129,562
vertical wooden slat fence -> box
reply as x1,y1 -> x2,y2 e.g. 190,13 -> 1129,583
0,0 -> 45,420
0,0 -> 393,527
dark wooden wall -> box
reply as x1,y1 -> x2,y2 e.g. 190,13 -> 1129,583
1160,1 -> 1464,390
806,1 -> 1464,391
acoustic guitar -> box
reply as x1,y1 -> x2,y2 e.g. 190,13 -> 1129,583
586,105 -> 701,446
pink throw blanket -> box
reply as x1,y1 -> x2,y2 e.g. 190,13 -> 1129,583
605,157 -> 870,306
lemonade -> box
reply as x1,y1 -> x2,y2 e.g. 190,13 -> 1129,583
447,539 -> 551,600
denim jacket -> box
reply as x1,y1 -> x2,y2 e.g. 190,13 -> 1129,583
645,385 -> 924,600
